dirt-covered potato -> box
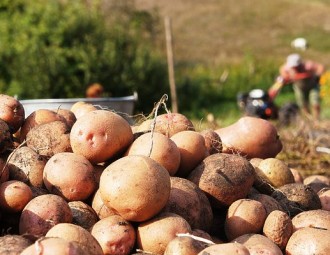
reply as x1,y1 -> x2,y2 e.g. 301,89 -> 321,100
46,223 -> 103,255
291,209 -> 330,232
188,153 -> 255,208
303,174 -> 330,193
26,120 -> 72,158
161,177 -> 213,232
0,156 -> 9,183
262,210 -> 293,250
285,227 -> 330,255
68,201 -> 99,230
318,187 -> 330,211
7,146 -> 47,188
91,214 -> 136,255
19,194 -> 72,237
19,109 -> 67,142
0,119 -> 13,154
0,234 -> 34,255
271,183 -> 322,217
200,128 -> 222,155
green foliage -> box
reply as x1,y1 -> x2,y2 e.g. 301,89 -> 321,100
0,0 -> 169,114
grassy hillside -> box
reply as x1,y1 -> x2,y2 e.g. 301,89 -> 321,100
134,0 -> 330,67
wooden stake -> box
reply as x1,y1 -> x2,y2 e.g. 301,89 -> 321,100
164,16 -> 178,113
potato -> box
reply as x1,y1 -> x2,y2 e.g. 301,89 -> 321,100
200,128 -> 222,155
161,177 -> 213,232
188,153 -> 255,208
197,243 -> 250,255
303,174 -> 330,193
262,210 -> 293,250
19,194 -> 72,237
224,198 -> 267,241
291,209 -> 330,232
26,120 -> 72,158
125,132 -> 181,176
290,168 -> 304,183
136,212 -> 192,255
171,130 -> 207,177
70,101 -> 98,119
164,235 -> 211,255
271,183 -> 322,217
151,112 -> 195,137
318,188 -> 330,211
68,201 -> 99,230
43,152 -> 97,202
91,214 -> 136,255
0,234 -> 34,255
255,157 -> 295,189
7,146 -> 47,188
20,237 -> 88,255
285,227 -> 330,255
215,116 -> 283,159
99,155 -> 171,222
91,189 -> 118,219
51,108 -> 77,129
19,109 -> 67,142
0,119 -> 13,154
247,193 -> 284,216
45,223 -> 103,255
0,94 -> 25,133
0,180 -> 33,213
233,233 -> 283,255
0,156 -> 9,183
70,110 -> 134,164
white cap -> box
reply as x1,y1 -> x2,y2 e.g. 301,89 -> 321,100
286,53 -> 302,68
291,37 -> 308,51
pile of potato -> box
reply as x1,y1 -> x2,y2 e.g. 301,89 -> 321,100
0,93 -> 329,255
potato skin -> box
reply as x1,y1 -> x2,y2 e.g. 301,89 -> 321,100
91,214 -> 136,255
233,233 -> 283,255
291,209 -> 330,232
197,243 -> 250,255
263,210 -> 293,250
161,177 -> 213,232
225,199 -> 267,241
137,212 -> 192,255
0,234 -> 33,254
26,120 -> 72,158
46,223 -> 103,255
43,152 -> 97,202
19,194 -> 72,237
164,236 -> 210,255
68,201 -> 99,230
0,94 -> 25,133
188,153 -> 255,208
271,183 -> 322,217
285,227 -> 330,255
99,155 -> 171,222
215,116 -> 283,159
70,110 -> 134,164
7,146 -> 47,187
